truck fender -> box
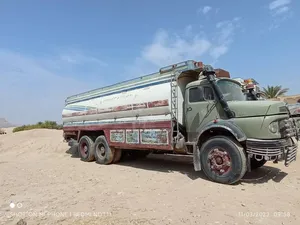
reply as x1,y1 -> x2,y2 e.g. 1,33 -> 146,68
193,120 -> 246,172
197,120 -> 247,147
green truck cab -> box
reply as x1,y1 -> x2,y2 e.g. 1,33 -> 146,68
175,64 -> 299,184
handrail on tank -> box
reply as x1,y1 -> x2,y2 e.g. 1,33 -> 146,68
158,60 -> 231,79
65,59 -> 204,105
159,60 -> 204,74
66,70 -> 158,101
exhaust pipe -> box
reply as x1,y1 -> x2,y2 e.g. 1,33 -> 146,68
202,65 -> 235,119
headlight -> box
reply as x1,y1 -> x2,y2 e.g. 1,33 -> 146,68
269,121 -> 279,133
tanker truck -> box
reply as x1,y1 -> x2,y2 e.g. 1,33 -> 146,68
62,60 -> 299,184
232,77 -> 264,100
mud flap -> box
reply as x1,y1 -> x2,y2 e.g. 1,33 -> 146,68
193,143 -> 201,171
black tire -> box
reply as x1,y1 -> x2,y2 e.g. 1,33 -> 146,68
200,135 -> 247,184
67,143 -> 79,157
112,149 -> 122,163
250,158 -> 267,170
94,135 -> 115,165
78,135 -> 95,162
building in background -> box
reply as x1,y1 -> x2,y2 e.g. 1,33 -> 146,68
269,94 -> 300,104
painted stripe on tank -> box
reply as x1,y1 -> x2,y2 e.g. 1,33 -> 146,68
65,71 -> 173,102
66,72 -> 164,101
63,119 -> 171,126
64,105 -> 97,111
63,99 -> 169,116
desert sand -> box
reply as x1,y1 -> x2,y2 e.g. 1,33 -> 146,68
0,128 -> 299,225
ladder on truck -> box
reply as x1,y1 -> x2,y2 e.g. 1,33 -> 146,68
170,71 -> 181,145
159,60 -> 201,146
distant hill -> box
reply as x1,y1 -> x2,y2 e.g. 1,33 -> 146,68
0,118 -> 15,128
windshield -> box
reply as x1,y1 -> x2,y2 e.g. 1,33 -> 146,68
217,79 -> 246,101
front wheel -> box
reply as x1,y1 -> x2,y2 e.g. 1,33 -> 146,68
200,136 -> 247,184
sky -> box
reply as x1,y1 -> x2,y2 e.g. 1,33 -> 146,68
0,0 -> 299,124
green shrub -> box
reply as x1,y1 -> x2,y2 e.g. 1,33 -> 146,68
12,120 -> 63,133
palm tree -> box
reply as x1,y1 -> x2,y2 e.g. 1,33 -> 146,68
261,85 -> 289,99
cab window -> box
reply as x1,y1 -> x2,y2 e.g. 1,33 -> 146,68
189,86 -> 214,102
189,87 -> 203,102
203,87 -> 214,100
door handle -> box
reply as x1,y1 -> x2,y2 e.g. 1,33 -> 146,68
187,107 -> 192,112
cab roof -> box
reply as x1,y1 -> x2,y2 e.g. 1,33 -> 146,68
185,77 -> 240,89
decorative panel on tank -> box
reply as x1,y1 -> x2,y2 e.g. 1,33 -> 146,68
140,129 -> 169,145
110,130 -> 125,143
125,129 -> 139,144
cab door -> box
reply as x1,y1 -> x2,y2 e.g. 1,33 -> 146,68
185,85 -> 216,141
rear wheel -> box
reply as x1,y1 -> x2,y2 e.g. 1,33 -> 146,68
78,135 -> 95,162
112,148 -> 122,163
200,136 -> 247,184
250,158 -> 267,170
94,135 -> 115,165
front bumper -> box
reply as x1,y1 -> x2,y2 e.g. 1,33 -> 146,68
246,138 -> 298,166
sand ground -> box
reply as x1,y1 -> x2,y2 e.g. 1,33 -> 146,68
0,128 -> 299,225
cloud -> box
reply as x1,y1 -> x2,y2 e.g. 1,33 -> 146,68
268,0 -> 292,29
126,17 -> 241,78
39,49 -> 107,76
273,6 -> 289,15
197,6 -> 212,15
203,6 -> 212,14
0,49 -> 105,124
58,50 -> 107,66
140,29 -> 211,67
210,17 -> 241,60
269,0 -> 290,11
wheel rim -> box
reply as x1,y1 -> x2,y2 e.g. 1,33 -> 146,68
207,147 -> 231,175
80,142 -> 88,158
96,143 -> 106,160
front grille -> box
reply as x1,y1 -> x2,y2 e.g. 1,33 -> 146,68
285,144 -> 297,166
246,138 -> 298,166
246,139 -> 291,161
294,118 -> 300,140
